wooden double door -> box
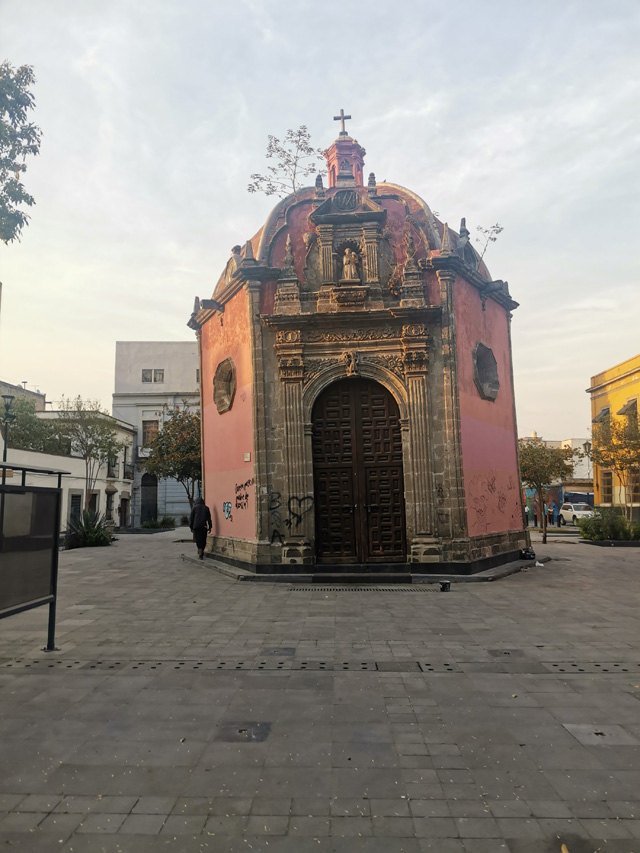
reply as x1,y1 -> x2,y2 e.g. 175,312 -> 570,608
312,378 -> 407,564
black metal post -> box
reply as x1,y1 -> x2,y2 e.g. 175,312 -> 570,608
44,479 -> 62,652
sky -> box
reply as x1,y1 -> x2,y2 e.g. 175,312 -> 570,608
1,0 -> 639,439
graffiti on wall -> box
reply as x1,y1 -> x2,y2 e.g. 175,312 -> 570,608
222,501 -> 233,521
235,478 -> 255,511
268,490 -> 314,545
467,473 -> 521,536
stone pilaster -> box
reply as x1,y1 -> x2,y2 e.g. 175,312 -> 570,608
316,224 -> 336,312
402,324 -> 441,561
275,329 -> 313,564
246,280 -> 271,561
362,224 -> 384,308
436,269 -> 468,545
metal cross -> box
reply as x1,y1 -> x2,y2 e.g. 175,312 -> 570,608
333,109 -> 351,134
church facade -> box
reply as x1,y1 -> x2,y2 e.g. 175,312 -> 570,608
189,120 -> 527,574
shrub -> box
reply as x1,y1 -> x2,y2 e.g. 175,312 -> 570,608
577,508 -> 631,541
140,519 -> 162,529
630,522 -> 640,541
160,515 -> 175,528
64,511 -> 113,549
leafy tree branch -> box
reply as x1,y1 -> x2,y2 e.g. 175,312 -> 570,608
1,61 -> 42,244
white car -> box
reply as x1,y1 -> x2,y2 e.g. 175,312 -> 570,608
559,503 -> 594,525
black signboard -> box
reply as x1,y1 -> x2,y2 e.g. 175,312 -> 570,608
0,465 -> 65,650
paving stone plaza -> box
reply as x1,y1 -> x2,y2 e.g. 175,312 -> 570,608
1,532 -> 639,852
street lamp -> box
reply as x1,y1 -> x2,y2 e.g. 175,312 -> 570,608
2,395 -> 16,485
583,439 -> 592,478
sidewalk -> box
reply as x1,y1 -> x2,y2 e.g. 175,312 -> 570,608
1,531 -> 639,851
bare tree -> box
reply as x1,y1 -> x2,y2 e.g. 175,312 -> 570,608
248,126 -> 324,200
475,223 -> 504,260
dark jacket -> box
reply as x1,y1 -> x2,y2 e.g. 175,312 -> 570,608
190,500 -> 212,531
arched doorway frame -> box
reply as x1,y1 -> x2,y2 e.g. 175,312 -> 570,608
299,363 -> 419,557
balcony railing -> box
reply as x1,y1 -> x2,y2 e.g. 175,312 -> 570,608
123,463 -> 134,480
106,464 -> 119,479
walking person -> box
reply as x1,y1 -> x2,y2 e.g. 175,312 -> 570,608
189,497 -> 212,560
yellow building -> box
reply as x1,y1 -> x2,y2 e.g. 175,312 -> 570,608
587,354 -> 640,515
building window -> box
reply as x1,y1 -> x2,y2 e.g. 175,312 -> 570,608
88,492 -> 99,514
592,407 -> 610,424
105,492 -> 114,521
601,471 -> 613,504
213,358 -> 236,414
142,420 -> 159,447
630,470 -> 640,504
107,455 -> 118,478
153,369 -> 164,383
69,493 -> 82,525
196,368 -> 200,384
142,369 -> 152,383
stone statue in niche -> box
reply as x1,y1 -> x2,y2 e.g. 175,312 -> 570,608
341,248 -> 360,282
342,350 -> 359,376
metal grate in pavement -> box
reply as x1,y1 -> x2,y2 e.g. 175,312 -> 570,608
543,662 -> 640,674
4,658 -> 638,674
290,585 -> 439,592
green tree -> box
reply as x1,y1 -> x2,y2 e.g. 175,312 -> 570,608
591,416 -> 640,522
1,61 -> 42,244
518,437 -> 576,544
248,125 -> 324,200
145,404 -> 201,508
57,397 -> 127,510
8,396 -> 70,455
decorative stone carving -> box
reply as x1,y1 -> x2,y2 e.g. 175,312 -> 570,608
342,350 -> 360,376
275,235 -> 301,315
303,357 -> 341,383
279,356 -> 304,381
367,354 -> 405,380
402,323 -> 427,338
306,327 -> 398,343
403,350 -> 428,374
331,285 -> 369,308
213,358 -> 236,413
334,190 -> 360,211
276,329 -> 301,344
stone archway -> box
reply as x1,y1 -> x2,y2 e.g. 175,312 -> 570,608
311,377 -> 407,564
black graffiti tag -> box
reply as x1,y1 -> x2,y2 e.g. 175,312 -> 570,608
284,496 -> 314,529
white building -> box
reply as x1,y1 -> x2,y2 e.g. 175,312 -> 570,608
112,341 -> 199,526
524,431 -> 592,479
1,414 -> 135,530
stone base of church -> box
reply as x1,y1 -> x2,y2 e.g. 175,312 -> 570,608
204,528 -> 529,577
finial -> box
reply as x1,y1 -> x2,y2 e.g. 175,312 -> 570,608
315,174 -> 324,188
243,240 -> 254,261
333,108 -> 351,136
192,296 -> 200,314
459,217 -> 469,238
367,172 -> 377,195
441,223 -> 452,255
281,234 -> 295,275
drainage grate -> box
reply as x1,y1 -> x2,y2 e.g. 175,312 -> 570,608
290,585 -> 439,592
543,662 -> 639,674
4,657 -> 636,675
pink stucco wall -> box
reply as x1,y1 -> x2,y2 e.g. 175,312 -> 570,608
201,287 -> 256,540
455,278 -> 523,537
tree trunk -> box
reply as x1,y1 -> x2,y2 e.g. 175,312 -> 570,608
539,487 -> 547,545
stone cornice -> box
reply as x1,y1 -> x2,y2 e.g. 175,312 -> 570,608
262,306 -> 442,332
423,254 -> 519,312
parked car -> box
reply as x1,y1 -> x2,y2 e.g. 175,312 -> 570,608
559,503 -> 594,525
